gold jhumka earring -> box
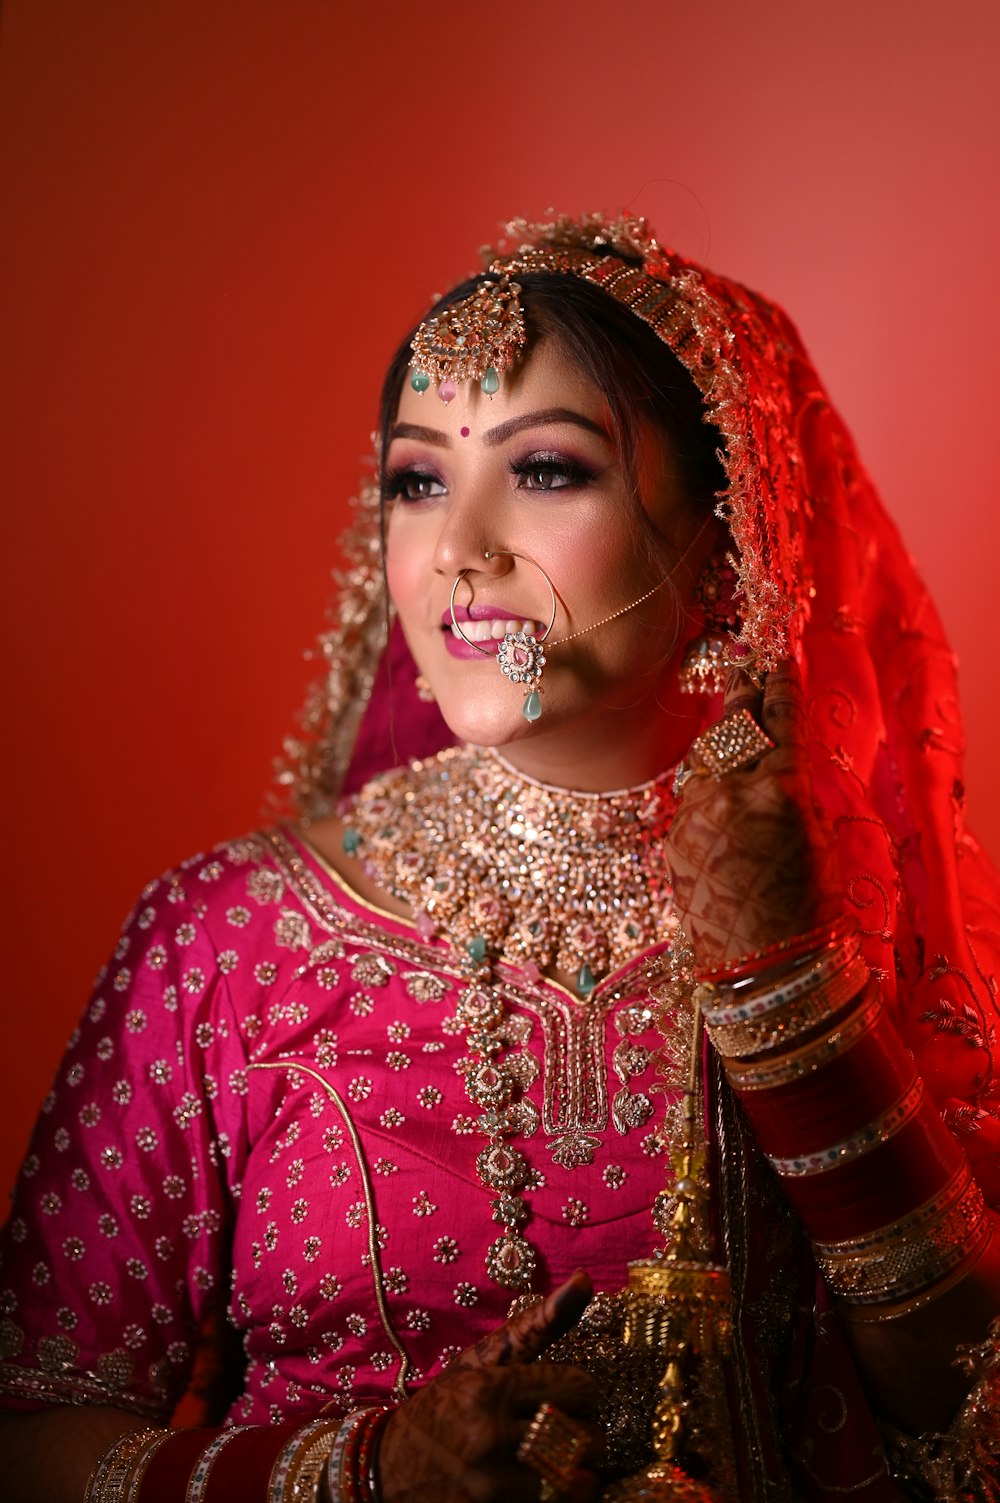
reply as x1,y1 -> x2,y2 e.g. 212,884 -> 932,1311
678,556 -> 741,696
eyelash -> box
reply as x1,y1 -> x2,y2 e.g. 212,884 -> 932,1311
509,452 -> 596,491
380,467 -> 444,504
381,453 -> 596,504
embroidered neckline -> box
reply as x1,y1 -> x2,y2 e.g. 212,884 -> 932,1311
340,745 -> 680,999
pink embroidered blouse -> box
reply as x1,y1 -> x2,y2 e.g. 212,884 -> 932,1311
0,830 -> 671,1425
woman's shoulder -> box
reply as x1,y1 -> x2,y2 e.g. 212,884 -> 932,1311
124,830 -> 298,939
103,829 -> 346,995
124,823 -> 414,973
83,829 -> 379,1056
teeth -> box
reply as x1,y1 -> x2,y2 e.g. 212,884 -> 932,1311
450,619 -> 539,644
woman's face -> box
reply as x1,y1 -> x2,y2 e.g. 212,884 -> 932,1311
384,338 -> 708,783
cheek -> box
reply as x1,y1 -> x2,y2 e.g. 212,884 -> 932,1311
558,518 -> 652,618
385,517 -> 421,613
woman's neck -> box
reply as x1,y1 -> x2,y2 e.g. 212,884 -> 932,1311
485,678 -> 712,792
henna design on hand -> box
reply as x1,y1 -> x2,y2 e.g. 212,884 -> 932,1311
666,659 -> 843,967
376,1271 -> 601,1503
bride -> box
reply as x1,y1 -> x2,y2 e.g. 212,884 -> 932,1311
1,212 -> 997,1502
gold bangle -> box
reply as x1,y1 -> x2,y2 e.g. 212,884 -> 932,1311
815,1165 -> 989,1304
85,1429 -> 168,1503
288,1421 -> 342,1501
707,954 -> 869,1057
268,1418 -> 341,1502
124,1431 -> 172,1502
723,982 -> 880,1091
701,933 -> 861,1024
840,1220 -> 995,1322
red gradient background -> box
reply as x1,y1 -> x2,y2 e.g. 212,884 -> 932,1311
2,1 -> 998,1199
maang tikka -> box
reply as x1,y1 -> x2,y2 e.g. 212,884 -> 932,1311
410,276 -> 526,401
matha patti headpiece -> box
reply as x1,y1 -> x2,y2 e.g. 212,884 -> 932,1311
408,212 -> 713,401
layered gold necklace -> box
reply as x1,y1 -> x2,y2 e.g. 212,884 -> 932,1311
342,744 -> 678,997
342,745 -> 680,1291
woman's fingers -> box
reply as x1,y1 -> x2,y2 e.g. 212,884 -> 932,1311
721,663 -> 764,722
501,1363 -> 601,1419
459,1269 -> 593,1369
696,657 -> 803,763
758,655 -> 808,748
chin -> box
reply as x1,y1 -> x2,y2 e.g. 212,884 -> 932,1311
433,686 -> 539,749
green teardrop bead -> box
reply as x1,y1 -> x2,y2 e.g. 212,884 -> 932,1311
410,370 -> 430,393
467,935 -> 488,963
522,690 -> 542,721
342,827 -> 361,855
577,964 -> 596,998
481,366 -> 500,395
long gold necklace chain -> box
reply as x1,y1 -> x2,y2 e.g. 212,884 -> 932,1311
342,745 -> 683,1291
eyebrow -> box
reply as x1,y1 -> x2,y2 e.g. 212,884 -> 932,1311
387,407 -> 610,449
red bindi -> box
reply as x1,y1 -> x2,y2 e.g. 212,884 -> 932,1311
460,426 -> 470,437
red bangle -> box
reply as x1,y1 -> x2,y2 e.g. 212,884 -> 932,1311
358,1409 -> 391,1502
189,1424 -> 302,1502
732,1006 -> 915,1152
330,1407 -> 391,1503
133,1429 -> 220,1503
815,1163 -> 989,1305
694,916 -> 854,984
769,1102 -> 965,1242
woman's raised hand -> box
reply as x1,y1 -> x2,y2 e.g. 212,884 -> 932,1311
376,1269 -> 601,1503
665,659 -> 843,968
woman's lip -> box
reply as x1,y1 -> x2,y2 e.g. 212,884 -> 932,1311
439,611 -> 544,659
444,604 -> 538,624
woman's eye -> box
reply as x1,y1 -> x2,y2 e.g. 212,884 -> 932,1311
383,469 -> 446,503
513,457 -> 592,492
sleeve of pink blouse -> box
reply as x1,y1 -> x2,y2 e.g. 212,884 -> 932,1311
0,863 -> 250,1419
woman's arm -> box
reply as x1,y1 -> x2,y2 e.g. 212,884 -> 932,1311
0,1406 -> 150,1503
0,1273 -> 600,1503
665,660 -> 1000,1438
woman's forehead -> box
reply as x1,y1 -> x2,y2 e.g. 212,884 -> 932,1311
393,337 -> 614,435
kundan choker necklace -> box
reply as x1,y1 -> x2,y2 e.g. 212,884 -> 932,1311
341,745 -> 680,1291
342,744 -> 678,999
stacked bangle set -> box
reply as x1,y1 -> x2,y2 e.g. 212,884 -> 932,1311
697,919 -> 991,1319
86,1407 -> 390,1503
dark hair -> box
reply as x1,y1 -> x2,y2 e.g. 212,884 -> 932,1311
378,259 -> 728,533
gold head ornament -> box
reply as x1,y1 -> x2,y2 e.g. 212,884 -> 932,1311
407,211 -> 713,398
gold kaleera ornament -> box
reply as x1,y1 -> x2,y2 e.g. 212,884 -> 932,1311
603,1006 -> 740,1503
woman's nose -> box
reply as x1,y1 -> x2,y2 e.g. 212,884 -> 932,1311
431,494 -> 513,580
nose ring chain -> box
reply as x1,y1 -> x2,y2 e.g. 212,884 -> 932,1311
449,553 -> 557,722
